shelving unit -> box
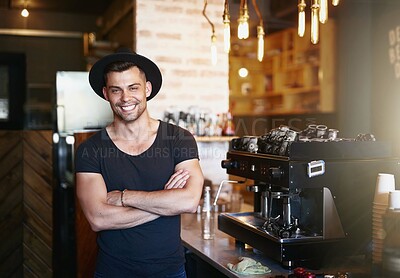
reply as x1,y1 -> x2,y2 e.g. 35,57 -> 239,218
83,32 -> 119,70
229,20 -> 336,116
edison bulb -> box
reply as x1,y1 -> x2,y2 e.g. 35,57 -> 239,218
311,0 -> 320,44
223,22 -> 231,53
238,18 -> 249,39
211,34 -> 217,65
257,25 -> 265,62
21,8 -> 29,17
319,0 -> 328,24
298,0 -> 306,37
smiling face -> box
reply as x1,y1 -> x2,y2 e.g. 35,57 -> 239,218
102,66 -> 152,123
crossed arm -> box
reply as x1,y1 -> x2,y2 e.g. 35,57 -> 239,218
76,158 -> 204,232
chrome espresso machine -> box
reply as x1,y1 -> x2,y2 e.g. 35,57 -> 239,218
219,125 -> 399,268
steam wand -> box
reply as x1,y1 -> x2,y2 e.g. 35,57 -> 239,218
213,179 -> 246,207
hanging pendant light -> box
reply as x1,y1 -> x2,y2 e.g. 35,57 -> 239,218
251,0 -> 264,62
298,0 -> 306,37
203,0 -> 217,65
237,0 -> 249,39
311,0 -> 320,44
319,0 -> 328,24
222,0 -> 231,53
21,0 -> 29,17
257,25 -> 264,62
296,0 -> 341,43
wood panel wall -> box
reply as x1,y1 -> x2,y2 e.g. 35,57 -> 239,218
23,130 -> 53,277
0,130 -> 53,277
0,131 -> 24,277
74,131 -> 98,278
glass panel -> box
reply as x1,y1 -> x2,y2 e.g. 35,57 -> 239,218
0,65 -> 9,120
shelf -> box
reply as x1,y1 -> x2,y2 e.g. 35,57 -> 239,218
279,85 -> 320,95
262,93 -> 283,98
264,109 -> 319,116
229,20 -> 336,117
195,136 -> 237,142
231,86 -> 319,100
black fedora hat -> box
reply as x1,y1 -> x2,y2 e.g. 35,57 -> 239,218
88,48 -> 162,101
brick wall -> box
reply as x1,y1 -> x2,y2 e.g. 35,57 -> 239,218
135,0 -> 229,119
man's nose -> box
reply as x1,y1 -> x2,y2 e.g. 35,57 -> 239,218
121,89 -> 134,101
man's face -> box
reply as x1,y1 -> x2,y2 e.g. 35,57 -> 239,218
102,66 -> 152,122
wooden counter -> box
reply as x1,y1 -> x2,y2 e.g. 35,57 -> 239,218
181,211 -> 373,278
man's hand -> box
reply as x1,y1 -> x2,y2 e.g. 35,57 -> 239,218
164,169 -> 190,189
107,190 -> 123,206
106,169 -> 190,207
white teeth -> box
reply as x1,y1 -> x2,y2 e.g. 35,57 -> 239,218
121,104 -> 136,111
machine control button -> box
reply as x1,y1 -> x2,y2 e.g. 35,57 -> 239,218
240,161 -> 248,171
269,167 -> 284,179
250,164 -> 256,172
221,159 -> 239,169
246,185 -> 260,192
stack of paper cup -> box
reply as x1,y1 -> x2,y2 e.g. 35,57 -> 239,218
389,190 -> 400,210
373,173 -> 396,264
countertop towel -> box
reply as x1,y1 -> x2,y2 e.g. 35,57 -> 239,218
227,257 -> 271,275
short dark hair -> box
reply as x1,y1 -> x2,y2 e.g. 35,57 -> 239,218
103,61 -> 146,84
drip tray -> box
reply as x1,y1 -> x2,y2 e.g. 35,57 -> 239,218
218,212 -> 340,265
218,212 -> 322,243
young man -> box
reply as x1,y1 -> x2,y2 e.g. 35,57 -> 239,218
75,49 -> 204,277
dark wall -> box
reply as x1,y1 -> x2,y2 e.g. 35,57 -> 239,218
0,9 -> 100,129
320,0 -> 400,156
0,9 -> 99,79
0,35 -> 84,83
336,0 -> 373,138
371,1 -> 400,156
104,11 -> 134,49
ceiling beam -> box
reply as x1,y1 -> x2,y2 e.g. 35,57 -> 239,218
0,28 -> 82,38
100,0 -> 134,37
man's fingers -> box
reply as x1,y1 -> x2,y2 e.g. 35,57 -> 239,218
165,170 -> 189,189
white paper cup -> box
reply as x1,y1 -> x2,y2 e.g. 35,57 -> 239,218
374,173 -> 396,205
389,190 -> 400,209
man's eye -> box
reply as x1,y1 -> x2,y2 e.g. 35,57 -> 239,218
111,89 -> 121,93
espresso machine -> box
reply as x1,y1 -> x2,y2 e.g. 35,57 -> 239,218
219,125 -> 399,268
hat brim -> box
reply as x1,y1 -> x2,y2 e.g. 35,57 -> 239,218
88,52 -> 162,101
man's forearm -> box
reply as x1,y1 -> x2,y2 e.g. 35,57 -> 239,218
108,161 -> 203,216
86,203 -> 160,232
122,180 -> 202,216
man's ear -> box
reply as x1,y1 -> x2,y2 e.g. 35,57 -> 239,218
102,87 -> 109,100
146,81 -> 152,98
